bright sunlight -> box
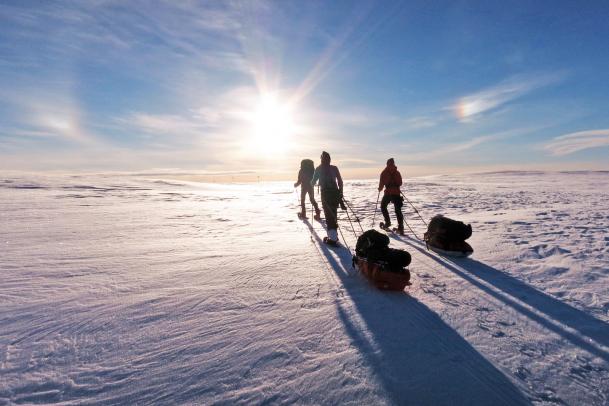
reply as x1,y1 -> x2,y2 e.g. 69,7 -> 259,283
248,93 -> 295,155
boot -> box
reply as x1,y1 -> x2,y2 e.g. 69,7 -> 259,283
299,208 -> 308,219
380,220 -> 391,230
314,207 -> 321,221
397,224 -> 405,235
327,228 -> 338,242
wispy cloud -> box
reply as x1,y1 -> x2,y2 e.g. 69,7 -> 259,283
0,1 -> 267,84
126,113 -> 208,136
402,116 -> 439,129
544,129 -> 609,156
403,126 -> 540,163
455,72 -> 567,122
121,85 -> 256,136
199,51 -> 254,75
406,134 -> 499,162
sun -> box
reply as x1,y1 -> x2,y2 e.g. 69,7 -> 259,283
248,93 -> 295,155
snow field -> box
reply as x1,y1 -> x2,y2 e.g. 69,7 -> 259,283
1,171 -> 608,405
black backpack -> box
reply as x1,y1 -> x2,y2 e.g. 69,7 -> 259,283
356,229 -> 389,258
356,230 -> 411,273
300,159 -> 315,180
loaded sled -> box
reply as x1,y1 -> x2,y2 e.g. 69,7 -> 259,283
353,230 -> 411,291
424,215 -> 473,257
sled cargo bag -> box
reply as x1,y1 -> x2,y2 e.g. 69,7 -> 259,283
424,215 -> 473,257
427,215 -> 472,241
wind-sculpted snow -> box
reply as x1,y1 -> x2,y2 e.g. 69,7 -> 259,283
1,172 -> 608,404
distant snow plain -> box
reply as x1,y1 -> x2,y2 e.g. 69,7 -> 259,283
1,171 -> 608,405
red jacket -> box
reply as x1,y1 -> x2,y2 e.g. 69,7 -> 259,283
379,165 -> 402,195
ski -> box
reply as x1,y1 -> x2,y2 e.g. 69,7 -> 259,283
379,222 -> 392,232
380,222 -> 406,236
323,237 -> 340,247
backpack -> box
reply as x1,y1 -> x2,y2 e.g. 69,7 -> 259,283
356,229 -> 389,258
426,215 -> 472,243
300,159 -> 315,179
356,230 -> 411,273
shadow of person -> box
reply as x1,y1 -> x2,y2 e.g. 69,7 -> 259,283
303,221 -> 530,405
398,235 -> 609,364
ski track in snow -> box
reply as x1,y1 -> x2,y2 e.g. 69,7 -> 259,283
1,171 -> 609,405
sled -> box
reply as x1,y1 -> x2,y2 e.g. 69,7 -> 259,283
424,216 -> 474,257
426,239 -> 473,257
353,256 -> 411,291
323,237 -> 340,247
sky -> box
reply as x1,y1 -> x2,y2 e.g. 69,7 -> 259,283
1,0 -> 609,180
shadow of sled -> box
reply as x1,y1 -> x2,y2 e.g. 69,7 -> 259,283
399,235 -> 609,364
303,221 -> 530,405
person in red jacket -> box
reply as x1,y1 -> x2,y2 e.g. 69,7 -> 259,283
378,158 -> 404,234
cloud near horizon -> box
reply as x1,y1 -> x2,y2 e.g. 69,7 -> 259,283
544,129 -> 609,156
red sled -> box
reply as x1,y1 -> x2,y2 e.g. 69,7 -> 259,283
353,256 -> 411,291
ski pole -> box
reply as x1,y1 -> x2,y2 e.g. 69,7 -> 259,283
403,219 -> 423,240
337,225 -> 355,267
341,200 -> 361,241
371,190 -> 380,228
342,197 -> 364,233
400,191 -> 428,227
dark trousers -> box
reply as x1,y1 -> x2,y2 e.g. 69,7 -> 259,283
381,194 -> 403,227
300,185 -> 319,213
321,188 -> 340,230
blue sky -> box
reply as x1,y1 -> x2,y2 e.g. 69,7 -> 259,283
1,0 -> 609,179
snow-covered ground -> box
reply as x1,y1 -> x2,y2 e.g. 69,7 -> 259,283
1,171 -> 608,405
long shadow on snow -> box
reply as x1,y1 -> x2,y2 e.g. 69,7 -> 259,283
397,235 -> 609,363
304,221 -> 530,405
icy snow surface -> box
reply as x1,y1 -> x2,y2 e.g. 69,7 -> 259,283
1,171 -> 609,405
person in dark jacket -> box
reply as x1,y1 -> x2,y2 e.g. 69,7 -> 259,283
378,158 -> 404,234
294,159 -> 321,219
311,151 -> 343,244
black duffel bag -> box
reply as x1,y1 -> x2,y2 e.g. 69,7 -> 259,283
426,215 -> 472,242
385,247 -> 411,270
365,247 -> 411,273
